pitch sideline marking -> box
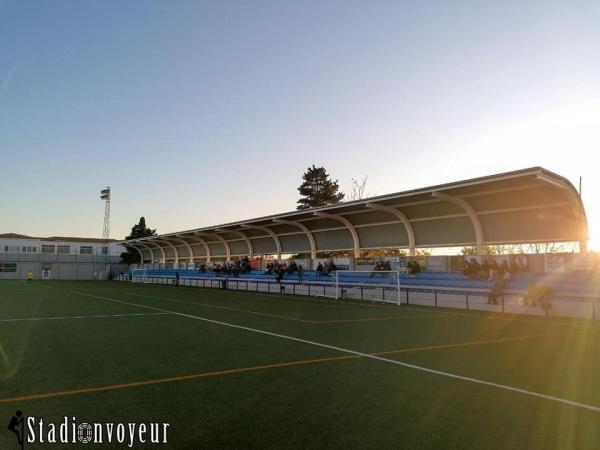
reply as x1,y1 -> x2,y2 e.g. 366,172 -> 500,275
72,292 -> 600,413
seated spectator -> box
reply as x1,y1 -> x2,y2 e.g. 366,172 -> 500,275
480,260 -> 490,280
463,260 -> 471,279
265,263 -> 274,275
500,261 -> 512,281
287,261 -> 298,274
329,261 -> 337,273
407,261 -> 414,275
490,259 -> 499,274
371,261 -> 380,277
469,259 -> 480,280
413,260 -> 421,274
510,258 -> 520,274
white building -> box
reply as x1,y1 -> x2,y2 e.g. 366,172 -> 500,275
0,233 -> 126,280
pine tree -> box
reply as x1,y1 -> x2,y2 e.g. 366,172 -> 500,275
297,165 -> 345,209
120,217 -> 157,264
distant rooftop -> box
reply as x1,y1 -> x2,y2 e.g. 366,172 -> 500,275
0,233 -> 118,244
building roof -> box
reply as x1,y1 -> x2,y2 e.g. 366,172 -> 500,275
0,233 -> 34,239
122,167 -> 588,260
0,234 -> 118,244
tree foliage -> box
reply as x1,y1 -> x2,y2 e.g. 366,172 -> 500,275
297,165 -> 345,209
120,217 -> 157,264
460,242 -> 576,256
360,248 -> 407,257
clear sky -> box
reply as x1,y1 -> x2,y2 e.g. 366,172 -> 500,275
1,1 -> 599,249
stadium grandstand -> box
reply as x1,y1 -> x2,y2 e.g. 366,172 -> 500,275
123,166 -> 588,261
120,167 -> 598,320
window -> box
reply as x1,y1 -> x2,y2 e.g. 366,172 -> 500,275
4,246 -> 20,253
80,246 -> 93,255
0,263 -> 17,273
57,245 -> 70,254
101,246 -> 108,255
42,245 -> 56,253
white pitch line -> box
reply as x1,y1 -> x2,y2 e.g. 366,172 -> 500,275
0,312 -> 171,322
74,292 -> 600,413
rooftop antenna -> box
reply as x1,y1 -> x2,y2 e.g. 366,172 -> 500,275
100,187 -> 111,276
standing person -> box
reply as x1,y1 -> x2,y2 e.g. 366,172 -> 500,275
275,266 -> 284,283
538,289 -> 554,318
298,265 -> 304,284
316,262 -> 324,276
487,272 -> 505,305
175,271 -> 180,286
26,270 -> 33,285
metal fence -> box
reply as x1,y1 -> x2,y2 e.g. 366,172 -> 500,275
118,274 -> 600,321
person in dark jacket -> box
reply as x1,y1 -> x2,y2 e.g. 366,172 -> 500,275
316,263 -> 324,276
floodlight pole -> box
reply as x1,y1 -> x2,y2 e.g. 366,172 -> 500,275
100,187 -> 111,278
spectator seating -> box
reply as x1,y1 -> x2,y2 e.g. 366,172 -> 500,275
125,269 -> 600,296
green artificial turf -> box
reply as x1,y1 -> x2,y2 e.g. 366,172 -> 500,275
0,280 -> 598,449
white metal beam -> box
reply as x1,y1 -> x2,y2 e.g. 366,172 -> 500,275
155,239 -> 179,262
536,174 -> 588,252
128,244 -> 146,263
172,236 -> 194,261
190,234 -> 211,262
241,225 -> 281,258
216,229 -> 253,257
365,203 -> 416,256
313,212 -> 360,257
202,233 -> 231,261
142,241 -> 165,262
432,192 -> 484,254
273,219 -> 316,259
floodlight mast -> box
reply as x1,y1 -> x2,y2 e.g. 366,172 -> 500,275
100,187 -> 111,276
